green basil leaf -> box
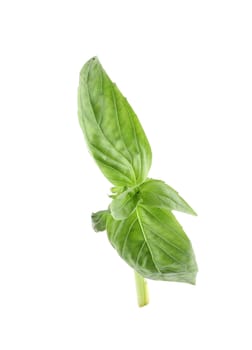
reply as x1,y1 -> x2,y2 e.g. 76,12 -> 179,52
78,57 -> 152,187
140,179 -> 197,216
110,188 -> 140,220
106,205 -> 197,284
110,186 -> 127,195
91,210 -> 109,232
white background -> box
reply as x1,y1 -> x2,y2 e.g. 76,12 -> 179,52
0,0 -> 252,349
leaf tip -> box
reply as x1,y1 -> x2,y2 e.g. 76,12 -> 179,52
190,208 -> 198,216
79,56 -> 101,82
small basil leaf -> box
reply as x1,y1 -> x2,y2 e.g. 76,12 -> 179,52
140,179 -> 197,216
106,205 -> 197,284
110,186 -> 126,195
91,210 -> 109,232
110,188 -> 140,220
78,57 -> 152,187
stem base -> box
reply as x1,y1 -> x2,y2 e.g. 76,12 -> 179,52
134,271 -> 149,307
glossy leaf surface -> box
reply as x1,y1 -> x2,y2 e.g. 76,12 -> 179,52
140,179 -> 197,216
78,57 -> 152,186
106,205 -> 197,284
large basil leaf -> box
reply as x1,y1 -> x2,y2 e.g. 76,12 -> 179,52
78,57 -> 152,187
106,205 -> 197,284
140,179 -> 197,216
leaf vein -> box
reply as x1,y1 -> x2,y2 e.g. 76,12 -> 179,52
121,217 -> 138,257
136,208 -> 161,273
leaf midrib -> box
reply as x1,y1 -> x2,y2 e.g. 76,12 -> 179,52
136,208 -> 161,274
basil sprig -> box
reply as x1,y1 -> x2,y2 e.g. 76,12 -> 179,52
78,57 -> 197,307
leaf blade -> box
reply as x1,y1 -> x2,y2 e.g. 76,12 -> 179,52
78,57 -> 152,186
110,188 -> 140,220
91,210 -> 109,232
106,205 -> 197,284
140,179 -> 197,216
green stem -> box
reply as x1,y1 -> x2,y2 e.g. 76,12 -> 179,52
134,270 -> 149,307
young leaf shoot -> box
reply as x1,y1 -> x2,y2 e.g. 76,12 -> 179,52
78,57 -> 198,307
